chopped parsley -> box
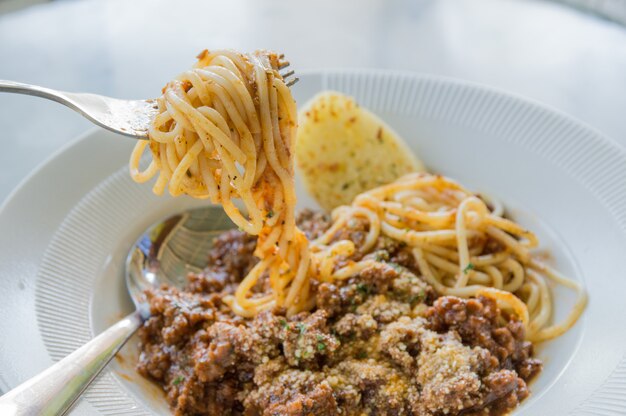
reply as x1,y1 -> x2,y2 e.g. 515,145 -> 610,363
463,263 -> 475,274
296,322 -> 307,335
173,375 -> 184,386
356,350 -> 368,359
410,289 -> 426,304
316,336 -> 327,351
266,210 -> 274,219
279,318 -> 288,329
373,252 -> 385,262
356,283 -> 370,295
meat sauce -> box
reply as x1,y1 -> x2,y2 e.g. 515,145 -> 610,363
137,210 -> 541,415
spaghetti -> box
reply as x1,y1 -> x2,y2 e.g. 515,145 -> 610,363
311,173 -> 587,342
130,50 -> 585,342
130,49 -> 311,316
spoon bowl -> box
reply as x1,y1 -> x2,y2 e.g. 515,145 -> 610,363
126,206 -> 236,315
0,205 -> 235,416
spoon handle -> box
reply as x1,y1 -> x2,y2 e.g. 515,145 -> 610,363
0,310 -> 143,416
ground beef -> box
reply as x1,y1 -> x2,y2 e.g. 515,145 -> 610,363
357,261 -> 408,294
296,209 -> 331,240
424,296 -> 542,381
281,310 -> 340,368
333,313 -> 378,340
245,372 -> 339,416
315,261 -> 434,319
187,229 -> 258,293
370,236 -> 418,270
327,216 -> 370,252
137,213 -> 541,416
329,359 -> 414,414
357,294 -> 411,323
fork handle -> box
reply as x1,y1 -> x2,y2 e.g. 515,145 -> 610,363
0,80 -> 72,104
0,310 -> 143,416
0,79 -> 153,139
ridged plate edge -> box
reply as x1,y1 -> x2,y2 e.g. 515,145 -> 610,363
33,71 -> 626,414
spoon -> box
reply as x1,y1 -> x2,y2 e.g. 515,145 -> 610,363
0,206 -> 234,415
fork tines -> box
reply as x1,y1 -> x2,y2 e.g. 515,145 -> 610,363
278,58 -> 298,87
281,69 -> 295,78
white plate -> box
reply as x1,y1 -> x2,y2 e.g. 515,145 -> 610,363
1,71 -> 625,416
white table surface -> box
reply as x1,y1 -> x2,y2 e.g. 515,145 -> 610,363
1,0 -> 626,204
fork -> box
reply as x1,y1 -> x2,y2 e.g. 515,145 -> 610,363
0,59 -> 298,139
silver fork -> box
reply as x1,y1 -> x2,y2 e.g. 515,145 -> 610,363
0,60 -> 298,139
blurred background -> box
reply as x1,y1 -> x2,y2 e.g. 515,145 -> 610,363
1,0 -> 626,203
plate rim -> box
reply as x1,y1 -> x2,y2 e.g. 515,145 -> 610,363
1,69 -> 625,414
